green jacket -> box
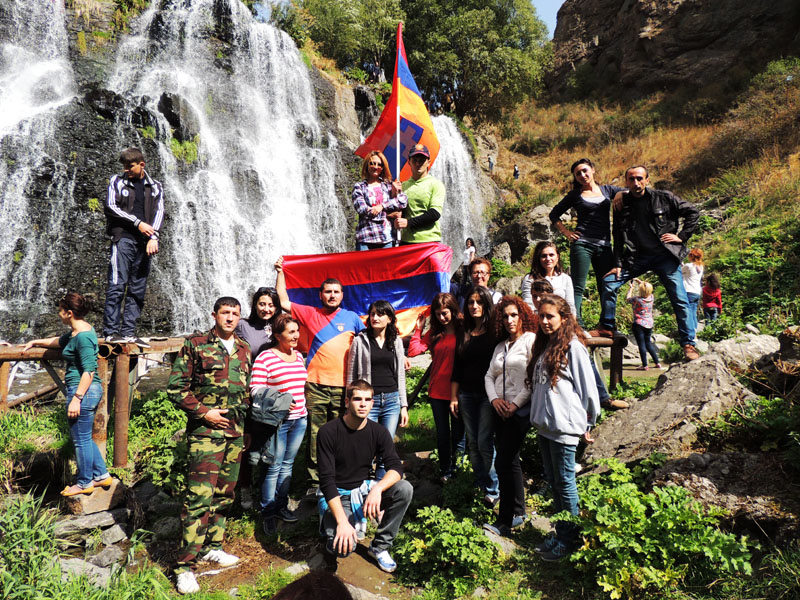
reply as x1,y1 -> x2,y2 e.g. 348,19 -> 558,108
168,328 -> 252,438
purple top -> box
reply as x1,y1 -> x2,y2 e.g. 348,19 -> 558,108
351,180 -> 408,244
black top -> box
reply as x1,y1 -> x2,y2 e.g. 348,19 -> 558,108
317,417 -> 403,502
631,192 -> 667,255
548,184 -> 624,243
369,337 -> 397,393
451,331 -> 494,394
120,177 -> 147,242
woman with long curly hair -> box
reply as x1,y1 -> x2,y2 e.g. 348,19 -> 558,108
409,292 -> 465,482
527,294 -> 599,561
482,296 -> 537,537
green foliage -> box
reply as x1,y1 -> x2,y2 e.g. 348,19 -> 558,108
653,312 -> 677,336
87,197 -> 101,212
572,459 -> 753,599
126,391 -> 188,495
489,257 -> 513,286
138,126 -> 156,139
169,136 -> 199,163
76,31 -> 87,55
660,340 -> 685,363
272,1 -> 313,48
439,458 -> 493,522
394,505 -> 500,596
696,313 -> 742,342
12,250 -> 22,264
237,566 -> 297,599
0,406 -> 68,488
609,379 -> 656,402
345,66 -> 367,84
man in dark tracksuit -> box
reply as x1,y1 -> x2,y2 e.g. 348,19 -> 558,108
168,296 -> 252,595
102,147 -> 165,345
593,165 -> 701,361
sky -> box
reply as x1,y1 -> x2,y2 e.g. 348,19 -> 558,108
533,0 -> 564,38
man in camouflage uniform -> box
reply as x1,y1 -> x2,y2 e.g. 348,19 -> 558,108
168,296 -> 251,595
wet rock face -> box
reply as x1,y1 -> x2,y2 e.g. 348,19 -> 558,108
549,0 -> 800,97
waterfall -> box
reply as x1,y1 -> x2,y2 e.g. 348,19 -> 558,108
430,115 -> 487,258
109,0 -> 346,333
0,0 -> 76,316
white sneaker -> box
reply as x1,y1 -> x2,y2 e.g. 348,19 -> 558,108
201,549 -> 239,567
176,571 -> 200,594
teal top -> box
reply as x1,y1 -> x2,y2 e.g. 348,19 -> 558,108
59,329 -> 102,388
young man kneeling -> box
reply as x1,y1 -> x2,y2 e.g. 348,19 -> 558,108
317,380 -> 413,572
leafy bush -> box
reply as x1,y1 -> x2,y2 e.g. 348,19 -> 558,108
571,459 -> 753,599
394,505 -> 499,597
609,379 -> 656,402
0,405 -> 69,490
660,340 -> 685,363
489,257 -> 513,286
696,313 -> 742,342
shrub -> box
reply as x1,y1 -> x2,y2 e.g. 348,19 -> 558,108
571,459 -> 753,599
394,505 -> 499,597
696,313 -> 742,342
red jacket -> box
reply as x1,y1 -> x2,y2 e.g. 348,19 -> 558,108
702,287 -> 722,311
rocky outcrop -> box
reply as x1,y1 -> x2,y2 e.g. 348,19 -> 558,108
489,204 -> 554,263
549,0 -> 800,97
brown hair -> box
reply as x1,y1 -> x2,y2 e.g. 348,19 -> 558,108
429,292 -> 463,347
688,247 -> 704,266
269,313 -> 299,347
346,378 -> 374,399
360,150 -> 391,181
529,241 -> 563,277
58,292 -> 90,319
119,147 -> 144,166
527,294 -> 585,389
493,295 -> 537,341
469,257 -> 492,275
570,158 -> 596,192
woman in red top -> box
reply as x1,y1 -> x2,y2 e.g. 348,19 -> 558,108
702,273 -> 722,322
409,292 -> 465,482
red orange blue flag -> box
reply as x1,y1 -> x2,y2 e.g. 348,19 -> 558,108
355,22 -> 440,181
281,243 -> 452,339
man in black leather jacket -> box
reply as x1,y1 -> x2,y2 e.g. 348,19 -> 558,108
590,166 -> 701,361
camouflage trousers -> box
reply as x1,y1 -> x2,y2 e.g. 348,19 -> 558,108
304,382 -> 345,485
175,434 -> 243,572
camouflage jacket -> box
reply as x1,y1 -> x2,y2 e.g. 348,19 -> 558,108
168,328 -> 252,438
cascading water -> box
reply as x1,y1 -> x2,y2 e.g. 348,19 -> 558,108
0,0 -> 76,316
430,115 -> 487,256
109,0 -> 346,333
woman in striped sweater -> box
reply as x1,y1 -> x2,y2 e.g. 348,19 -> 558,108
251,314 -> 308,534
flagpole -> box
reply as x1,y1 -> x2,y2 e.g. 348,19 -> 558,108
395,22 -> 402,182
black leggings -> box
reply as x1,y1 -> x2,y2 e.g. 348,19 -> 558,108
632,323 -> 660,367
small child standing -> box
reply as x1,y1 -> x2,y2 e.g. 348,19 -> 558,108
625,279 -> 662,370
527,294 -> 599,562
702,273 -> 722,322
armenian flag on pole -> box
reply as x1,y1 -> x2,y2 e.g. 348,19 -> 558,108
355,22 -> 440,181
280,242 -> 452,340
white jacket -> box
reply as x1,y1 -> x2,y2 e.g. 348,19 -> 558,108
484,332 -> 536,411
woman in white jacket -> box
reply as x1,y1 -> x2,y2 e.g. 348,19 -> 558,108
527,294 -> 599,562
482,296 -> 537,537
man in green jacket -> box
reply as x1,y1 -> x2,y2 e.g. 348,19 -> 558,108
392,144 -> 445,244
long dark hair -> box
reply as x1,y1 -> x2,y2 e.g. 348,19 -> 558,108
58,292 -> 90,319
460,286 -> 495,353
493,296 -> 537,342
366,300 -> 398,348
429,293 -> 462,347
527,294 -> 585,389
705,273 -> 721,290
529,240 -> 564,278
247,287 -> 281,325
570,157 -> 595,192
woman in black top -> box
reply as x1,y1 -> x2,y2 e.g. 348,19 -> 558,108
548,158 -> 625,327
451,286 -> 498,504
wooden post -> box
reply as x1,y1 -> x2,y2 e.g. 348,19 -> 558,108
93,356 -> 110,459
610,338 -> 624,391
0,361 -> 9,413
113,352 -> 130,468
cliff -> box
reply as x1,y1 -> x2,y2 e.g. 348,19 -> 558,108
548,0 -> 800,97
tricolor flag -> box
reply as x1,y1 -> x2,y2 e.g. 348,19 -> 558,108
281,243 -> 452,338
355,22 -> 440,181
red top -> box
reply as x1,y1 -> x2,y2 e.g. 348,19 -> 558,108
408,329 -> 457,401
702,286 -> 722,310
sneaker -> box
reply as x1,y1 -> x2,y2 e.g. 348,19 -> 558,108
483,521 -> 512,537
262,516 -> 277,535
239,487 -> 253,510
482,494 -> 499,508
683,344 -> 700,361
440,474 -> 450,484
132,336 -> 151,348
574,462 -> 583,474
93,475 -> 113,489
636,365 -> 649,371
176,571 -> 200,595
533,480 -> 551,496
305,486 -> 319,498
368,546 -> 397,573
534,533 -> 557,554
200,549 -> 239,567
510,514 -> 527,529
105,334 -> 128,344
654,363 -> 664,369
539,540 -> 571,562
276,507 -> 298,523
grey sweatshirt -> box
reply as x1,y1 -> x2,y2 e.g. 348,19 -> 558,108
529,338 -> 600,445
346,330 -> 408,407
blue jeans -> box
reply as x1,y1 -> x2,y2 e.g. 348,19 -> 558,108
430,398 -> 465,478
538,436 -> 580,547
368,391 -> 402,479
356,240 -> 392,250
686,292 -> 700,335
260,416 -> 307,516
600,253 -> 696,346
458,390 -> 498,497
632,323 -> 660,367
704,307 -> 720,322
67,382 -> 109,488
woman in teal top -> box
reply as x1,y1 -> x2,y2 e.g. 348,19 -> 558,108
23,292 -> 112,496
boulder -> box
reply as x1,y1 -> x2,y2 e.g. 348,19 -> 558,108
157,92 -> 200,142
493,274 -> 523,297
54,508 -> 131,538
62,478 -> 126,515
710,334 -> 780,370
584,354 -> 756,464
89,544 -> 126,568
60,558 -> 111,588
490,204 -> 554,263
152,516 -> 181,540
482,528 -> 518,557
100,524 -> 128,546
490,242 -> 512,265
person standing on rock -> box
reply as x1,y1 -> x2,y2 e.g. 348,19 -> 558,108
168,297 -> 251,595
102,147 -> 164,346
274,257 -> 364,491
594,166 -> 701,361
389,144 -> 445,244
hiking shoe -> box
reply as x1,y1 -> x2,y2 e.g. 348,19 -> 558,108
368,546 -> 397,573
539,540 -> 571,562
176,571 -> 200,595
534,533 -> 557,554
587,328 -> 614,338
276,507 -> 299,523
93,475 -> 113,489
132,336 -> 151,348
683,344 -> 700,361
262,516 -> 277,535
239,487 -> 253,510
200,549 -> 239,567
603,398 -> 630,410
482,494 -> 499,508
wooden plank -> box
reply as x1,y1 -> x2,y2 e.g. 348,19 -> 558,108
0,362 -> 9,413
113,353 -> 130,468
40,360 -> 67,398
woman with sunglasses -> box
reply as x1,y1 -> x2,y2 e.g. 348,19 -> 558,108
352,150 -> 407,250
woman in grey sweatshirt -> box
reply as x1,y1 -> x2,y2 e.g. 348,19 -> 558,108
528,295 -> 599,562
